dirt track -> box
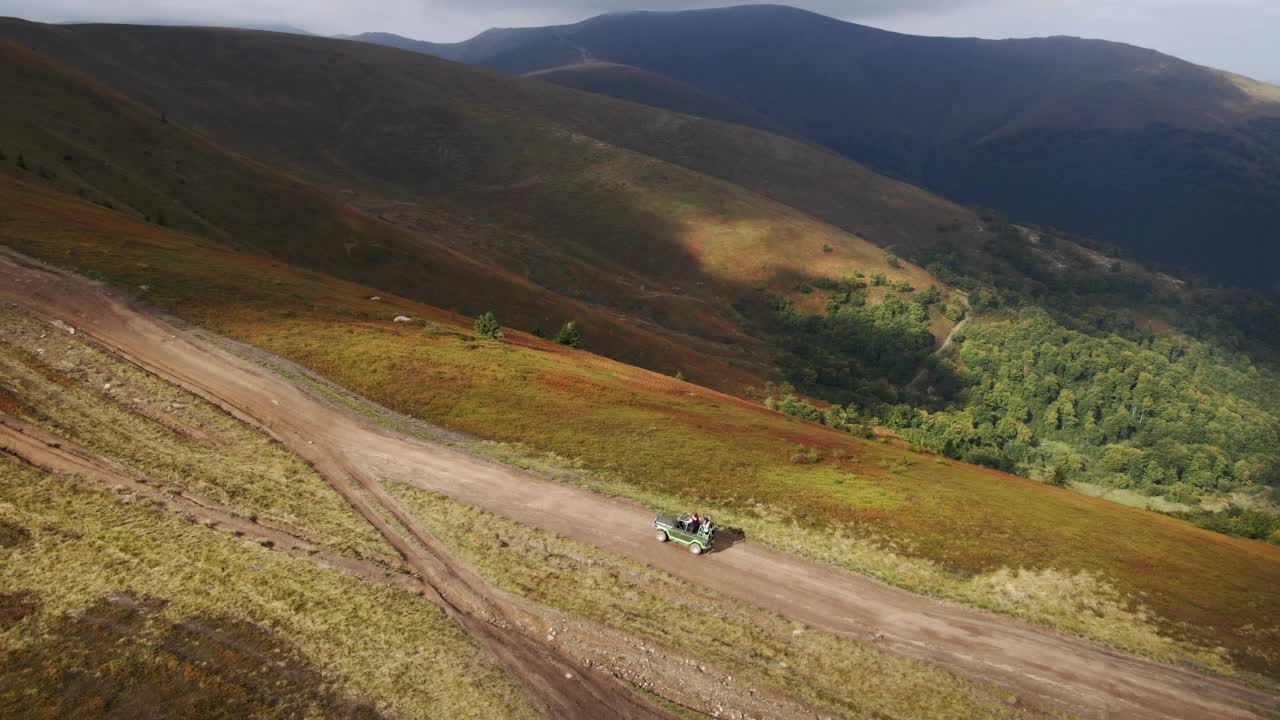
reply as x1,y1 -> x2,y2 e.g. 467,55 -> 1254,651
3,249 -> 1278,720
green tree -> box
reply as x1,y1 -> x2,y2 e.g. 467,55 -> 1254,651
556,321 -> 583,348
474,311 -> 502,339
1048,465 -> 1069,487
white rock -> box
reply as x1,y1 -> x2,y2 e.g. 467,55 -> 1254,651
393,315 -> 414,323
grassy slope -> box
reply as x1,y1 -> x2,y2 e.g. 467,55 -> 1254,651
526,61 -> 787,134
386,483 -> 1046,720
0,302 -> 535,718
0,461 -> 536,720
0,22 -> 973,366
0,306 -> 395,565
0,39 -> 783,395
3,175 -> 1278,680
0,182 -> 1051,720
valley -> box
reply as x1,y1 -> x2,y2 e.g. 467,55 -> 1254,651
2,10 -> 1279,719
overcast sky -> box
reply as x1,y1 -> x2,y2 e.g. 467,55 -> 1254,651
4,0 -> 1278,83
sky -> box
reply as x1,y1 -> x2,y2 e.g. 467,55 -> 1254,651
3,0 -> 1278,84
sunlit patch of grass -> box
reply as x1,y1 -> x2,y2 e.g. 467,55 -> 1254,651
756,465 -> 905,511
1071,481 -> 1194,513
963,568 -> 1232,673
0,459 -> 536,719
1225,72 -> 1280,103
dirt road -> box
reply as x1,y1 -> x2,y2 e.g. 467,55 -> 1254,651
2,250 -> 1277,720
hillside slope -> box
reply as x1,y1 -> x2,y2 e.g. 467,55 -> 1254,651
3,170 -> 1280,695
5,20 -> 1278,511
0,20 -> 978,396
526,61 -> 785,133
362,4 -> 1280,291
0,38 -> 783,394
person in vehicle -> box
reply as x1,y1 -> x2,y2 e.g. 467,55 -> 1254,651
689,513 -> 701,533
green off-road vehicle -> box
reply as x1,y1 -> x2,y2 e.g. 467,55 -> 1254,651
654,512 -> 715,555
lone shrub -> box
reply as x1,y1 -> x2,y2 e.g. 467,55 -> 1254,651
1048,466 -> 1069,487
886,255 -> 902,269
789,445 -> 821,465
474,311 -> 503,339
556,321 -> 582,348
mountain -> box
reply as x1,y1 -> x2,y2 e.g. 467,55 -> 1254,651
356,5 -> 1280,293
5,163 -> 1279,717
346,29 -> 784,132
525,61 -> 785,133
3,17 -> 1280,708
4,18 -> 1279,504
62,18 -> 317,35
0,18 -> 973,397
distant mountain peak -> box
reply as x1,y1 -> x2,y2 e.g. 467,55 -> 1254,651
348,6 -> 1280,291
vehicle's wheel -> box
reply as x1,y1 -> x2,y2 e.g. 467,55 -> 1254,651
689,543 -> 704,555
655,530 -> 668,542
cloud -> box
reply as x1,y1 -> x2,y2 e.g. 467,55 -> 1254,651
2,0 -> 1277,82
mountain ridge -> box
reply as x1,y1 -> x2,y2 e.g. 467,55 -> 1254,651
351,4 -> 1280,292
0,18 -> 972,398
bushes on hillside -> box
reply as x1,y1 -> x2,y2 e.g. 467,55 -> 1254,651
556,321 -> 582,348
474,311 -> 502,339
758,288 -> 935,401
765,391 -> 873,439
1171,506 -> 1280,545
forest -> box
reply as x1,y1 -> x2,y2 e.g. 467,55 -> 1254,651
760,220 -> 1280,536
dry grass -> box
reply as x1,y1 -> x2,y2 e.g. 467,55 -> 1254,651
384,481 -> 1056,720
1224,72 -> 1280,104
0,458 -> 537,719
0,305 -> 395,565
